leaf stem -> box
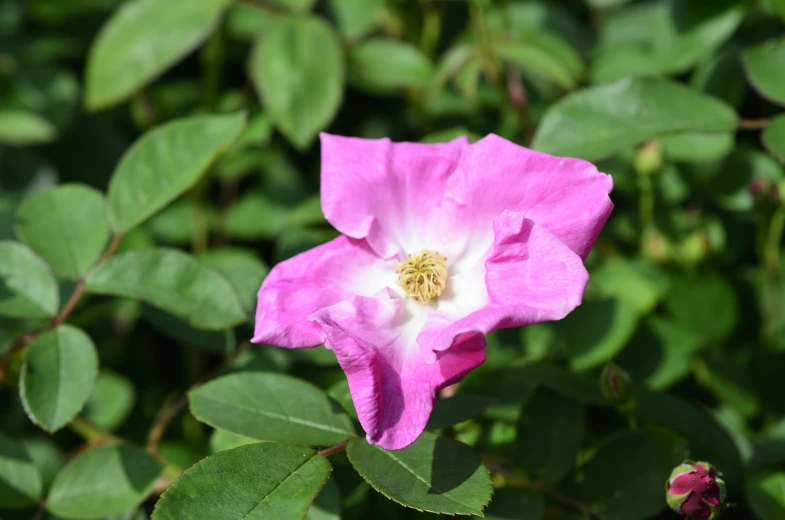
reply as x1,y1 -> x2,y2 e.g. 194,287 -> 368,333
317,440 -> 351,457
738,118 -> 771,130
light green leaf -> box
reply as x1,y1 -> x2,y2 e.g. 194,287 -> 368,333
20,325 -> 99,433
48,444 -> 163,519
763,114 -> 785,164
347,431 -> 493,515
152,443 -> 330,520
209,429 -> 259,454
202,248 -> 269,316
84,0 -> 234,110
81,371 -> 136,431
84,248 -> 246,330
349,39 -> 433,93
190,372 -> 355,445
581,429 -> 689,520
747,472 -> 785,519
107,112 -> 245,233
329,0 -> 385,39
22,437 -> 64,493
15,184 -> 110,279
661,131 -> 735,163
0,240 -> 59,319
0,110 -> 56,145
146,199 -> 215,246
517,388 -> 585,485
225,193 -> 290,239
251,17 -> 343,149
0,432 -> 42,509
743,39 -> 785,107
532,77 -> 737,161
496,42 -> 575,89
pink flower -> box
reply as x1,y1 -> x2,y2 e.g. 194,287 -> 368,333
252,134 -> 613,450
666,461 -> 726,519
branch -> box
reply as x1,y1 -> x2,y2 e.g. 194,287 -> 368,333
317,440 -> 351,457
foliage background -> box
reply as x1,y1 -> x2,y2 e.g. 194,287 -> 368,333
2,0 -> 785,518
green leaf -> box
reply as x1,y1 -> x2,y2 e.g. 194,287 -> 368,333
743,39 -> 785,107
48,444 -> 163,519
580,429 -> 689,520
691,44 -> 747,107
747,472 -> 785,519
347,431 -> 492,515
531,77 -> 737,161
763,114 -> 785,164
22,437 -> 64,493
329,0 -> 384,39
0,110 -> 56,145
152,443 -> 330,520
517,387 -> 585,485
81,371 -> 136,431
426,394 -> 495,431
349,39 -> 433,93
189,372 -> 355,445
201,248 -> 268,316
20,325 -> 99,433
496,41 -> 575,89
251,17 -> 343,149
146,199 -> 215,246
107,112 -> 245,233
0,431 -> 42,509
84,0 -> 234,110
661,131 -> 734,163
15,184 -> 110,279
142,304 -> 236,354
664,273 -> 737,343
84,248 -> 246,330
0,240 -> 59,319
209,429 -> 259,454
485,488 -> 544,520
225,193 -> 290,239
307,477 -> 341,520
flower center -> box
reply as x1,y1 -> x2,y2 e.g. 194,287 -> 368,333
397,250 -> 448,304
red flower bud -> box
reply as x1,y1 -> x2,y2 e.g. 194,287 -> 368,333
666,461 -> 726,519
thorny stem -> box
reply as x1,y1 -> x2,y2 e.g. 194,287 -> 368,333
738,118 -> 771,130
317,440 -> 351,457
0,234 -> 123,384
146,342 -> 251,455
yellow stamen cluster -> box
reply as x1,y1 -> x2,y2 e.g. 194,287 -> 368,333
397,250 -> 448,304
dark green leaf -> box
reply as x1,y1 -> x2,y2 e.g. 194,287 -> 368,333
190,372 -> 355,445
763,114 -> 785,164
580,429 -> 688,520
307,477 -> 341,520
84,0 -> 234,110
485,488 -> 544,520
107,112 -> 246,233
743,39 -> 785,106
15,184 -> 110,279
532,77 -> 737,161
0,431 -> 41,509
664,273 -> 737,343
347,432 -> 492,516
517,388 -> 585,484
20,325 -> 99,432
84,248 -> 246,330
427,394 -> 495,431
251,17 -> 343,149
22,437 -> 64,493
746,472 -> 785,520
0,241 -> 58,319
47,444 -> 163,519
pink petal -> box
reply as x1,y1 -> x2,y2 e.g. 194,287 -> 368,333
311,295 -> 485,450
670,471 -> 701,495
446,134 -> 613,259
253,236 -> 393,348
320,133 -> 467,259
419,212 -> 588,356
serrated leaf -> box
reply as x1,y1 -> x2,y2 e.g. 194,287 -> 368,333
349,39 -> 433,93
581,429 -> 689,520
81,371 -> 135,431
517,388 -> 585,485
20,325 -> 99,433
152,443 -> 331,520
743,39 -> 785,107
531,77 -> 737,161
107,112 -> 246,233
346,432 -> 492,516
84,0 -> 234,110
15,184 -> 110,279
47,444 -> 163,519
0,240 -> 58,319
190,372 -> 355,445
85,248 -> 246,330
0,431 -> 42,509
251,17 -> 343,149
763,114 -> 785,164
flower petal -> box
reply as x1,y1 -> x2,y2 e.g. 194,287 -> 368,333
420,212 -> 588,356
311,295 -> 485,450
320,133 -> 467,259
447,134 -> 613,259
253,236 -> 395,348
